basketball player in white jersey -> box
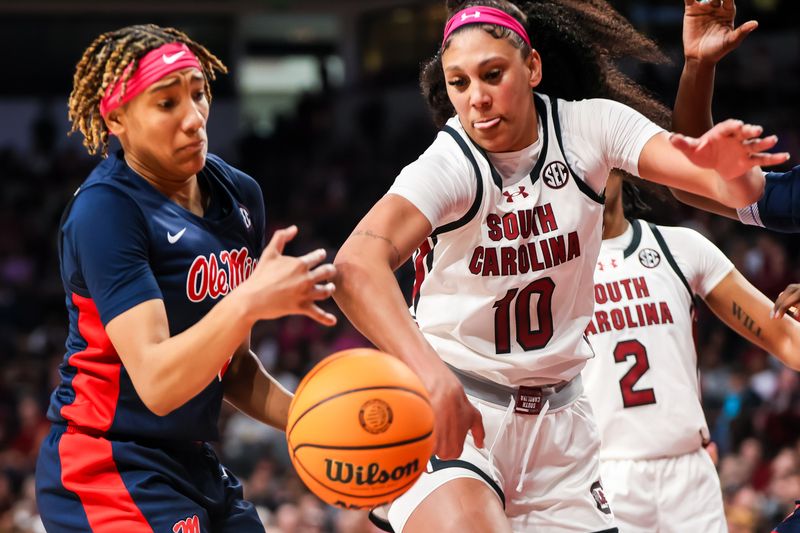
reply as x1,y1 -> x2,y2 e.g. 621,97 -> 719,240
583,171 -> 800,533
332,1 -> 787,531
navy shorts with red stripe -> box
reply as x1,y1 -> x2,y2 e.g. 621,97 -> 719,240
774,502 -> 800,533
35,424 -> 264,532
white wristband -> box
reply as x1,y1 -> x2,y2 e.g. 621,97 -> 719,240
736,203 -> 764,227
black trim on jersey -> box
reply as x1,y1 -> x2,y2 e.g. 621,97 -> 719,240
368,511 -> 394,532
527,93 -> 551,187
429,456 -> 506,509
623,218 -> 643,259
463,93 -> 551,192
550,97 -> 605,205
646,221 -> 695,303
592,529 -> 619,533
434,127 -> 485,236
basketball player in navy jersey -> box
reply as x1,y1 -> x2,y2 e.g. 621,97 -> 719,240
34,25 -> 337,532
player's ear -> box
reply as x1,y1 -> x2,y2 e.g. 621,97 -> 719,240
103,108 -> 126,137
527,49 -> 542,89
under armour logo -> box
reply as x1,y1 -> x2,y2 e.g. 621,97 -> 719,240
502,186 -> 529,203
461,11 -> 481,21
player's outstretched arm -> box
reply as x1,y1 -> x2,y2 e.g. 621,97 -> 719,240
673,0 -> 757,137
704,269 -> 800,370
223,347 -> 293,430
638,122 -> 786,208
333,194 -> 485,459
106,226 -> 336,417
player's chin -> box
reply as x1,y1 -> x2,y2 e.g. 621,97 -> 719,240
176,147 -> 207,174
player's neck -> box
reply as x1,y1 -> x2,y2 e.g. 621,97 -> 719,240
602,209 -> 629,240
125,154 -> 205,216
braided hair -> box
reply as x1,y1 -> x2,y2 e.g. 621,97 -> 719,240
68,24 -> 227,157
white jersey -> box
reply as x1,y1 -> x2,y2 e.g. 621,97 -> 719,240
398,94 -> 660,387
583,219 -> 734,460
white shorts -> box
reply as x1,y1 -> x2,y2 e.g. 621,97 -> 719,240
599,448 -> 726,533
382,393 -> 617,533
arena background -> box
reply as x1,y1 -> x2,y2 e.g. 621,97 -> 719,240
0,0 -> 797,531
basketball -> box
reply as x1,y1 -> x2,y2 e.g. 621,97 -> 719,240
286,348 -> 435,509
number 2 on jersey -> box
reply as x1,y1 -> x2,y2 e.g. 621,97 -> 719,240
613,339 -> 657,408
492,277 -> 555,354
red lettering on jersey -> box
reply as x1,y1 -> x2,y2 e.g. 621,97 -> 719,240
186,247 -> 258,303
518,209 -> 538,238
500,247 -> 517,275
607,281 -> 622,303
469,247 -> 484,274
595,310 -> 611,333
619,278 -> 634,299
173,515 -> 201,533
644,303 -> 659,325
502,213 -> 520,239
566,231 -> 580,260
595,283 -> 607,304
623,306 -> 639,328
660,302 -> 674,324
483,247 -> 499,276
585,319 -> 598,336
537,203 -> 558,233
486,214 -> 502,241
548,235 -> 566,266
633,276 -> 649,298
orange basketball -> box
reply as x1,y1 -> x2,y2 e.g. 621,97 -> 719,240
286,348 -> 434,509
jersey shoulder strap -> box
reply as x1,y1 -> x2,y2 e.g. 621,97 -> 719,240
646,221 -> 695,302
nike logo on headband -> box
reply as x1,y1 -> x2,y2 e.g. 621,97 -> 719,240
162,51 -> 186,64
461,11 -> 481,20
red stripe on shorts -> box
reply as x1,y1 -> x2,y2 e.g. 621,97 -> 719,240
59,431 -> 152,532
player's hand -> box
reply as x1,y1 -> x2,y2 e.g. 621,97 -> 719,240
670,119 -> 789,179
241,225 -> 338,326
683,0 -> 757,65
772,283 -> 800,321
422,363 -> 485,459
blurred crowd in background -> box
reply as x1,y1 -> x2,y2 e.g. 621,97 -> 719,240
0,0 -> 799,531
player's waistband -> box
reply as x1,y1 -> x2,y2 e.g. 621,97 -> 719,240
51,422 -> 208,449
446,364 -> 582,414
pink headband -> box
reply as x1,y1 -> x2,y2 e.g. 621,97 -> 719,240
443,6 -> 531,48
99,42 -> 202,118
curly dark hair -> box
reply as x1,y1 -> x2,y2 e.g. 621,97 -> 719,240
68,24 -> 227,157
421,0 -> 670,129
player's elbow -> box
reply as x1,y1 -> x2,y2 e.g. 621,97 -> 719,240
134,380 -> 183,417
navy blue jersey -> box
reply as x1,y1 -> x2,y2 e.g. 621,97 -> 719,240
47,151 -> 266,441
740,166 -> 800,232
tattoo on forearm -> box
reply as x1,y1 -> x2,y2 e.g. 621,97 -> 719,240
352,230 -> 401,266
732,301 -> 762,338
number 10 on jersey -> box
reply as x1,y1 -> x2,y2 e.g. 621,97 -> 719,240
492,278 -> 555,354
